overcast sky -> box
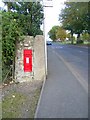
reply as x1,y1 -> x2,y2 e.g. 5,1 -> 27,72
43,0 -> 66,38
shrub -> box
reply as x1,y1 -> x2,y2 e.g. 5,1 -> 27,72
2,11 -> 23,67
76,40 -> 83,44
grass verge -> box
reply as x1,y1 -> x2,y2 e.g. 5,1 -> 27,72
2,92 -> 26,118
2,80 -> 42,118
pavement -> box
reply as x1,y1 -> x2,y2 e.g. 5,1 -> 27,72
35,45 -> 88,118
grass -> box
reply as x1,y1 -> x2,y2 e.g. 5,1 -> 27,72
84,41 -> 90,45
0,40 -> 2,83
2,82 -> 42,118
58,40 -> 90,45
2,92 -> 26,118
0,102 -> 2,120
28,88 -> 41,118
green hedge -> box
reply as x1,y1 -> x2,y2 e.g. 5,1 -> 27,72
2,11 -> 24,82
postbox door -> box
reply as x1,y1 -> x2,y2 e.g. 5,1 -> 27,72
24,49 -> 32,72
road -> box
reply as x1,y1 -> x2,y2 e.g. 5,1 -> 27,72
51,43 -> 88,83
35,43 -> 88,118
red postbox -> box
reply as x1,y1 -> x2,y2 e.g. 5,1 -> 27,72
23,49 -> 32,72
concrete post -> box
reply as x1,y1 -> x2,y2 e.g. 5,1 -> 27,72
34,35 -> 46,81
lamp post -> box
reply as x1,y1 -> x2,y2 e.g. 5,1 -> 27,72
42,0 -> 53,77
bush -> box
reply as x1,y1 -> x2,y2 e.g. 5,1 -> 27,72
2,11 -> 24,82
2,11 -> 23,66
76,40 -> 83,44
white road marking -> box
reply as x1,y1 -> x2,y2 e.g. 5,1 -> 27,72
52,49 -> 88,93
51,46 -> 63,49
59,47 -> 63,49
79,51 -> 83,53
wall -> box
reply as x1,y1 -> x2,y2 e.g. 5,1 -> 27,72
34,35 -> 46,81
15,35 -> 46,82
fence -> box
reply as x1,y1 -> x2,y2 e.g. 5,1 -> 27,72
2,65 -> 14,83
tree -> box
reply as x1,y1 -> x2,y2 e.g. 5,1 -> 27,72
56,27 -> 66,41
2,1 -> 44,68
82,32 -> 90,42
48,26 -> 67,42
59,2 -> 89,43
48,26 -> 59,41
2,11 -> 23,66
4,2 -> 44,36
59,2 -> 75,44
66,33 -> 71,40
4,2 -> 13,11
15,2 -> 43,36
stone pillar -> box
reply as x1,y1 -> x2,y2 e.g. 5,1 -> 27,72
34,35 -> 45,81
15,36 -> 34,82
15,35 -> 46,83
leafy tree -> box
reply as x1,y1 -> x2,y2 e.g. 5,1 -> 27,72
4,2 -> 13,11
82,32 -> 90,42
48,26 -> 67,41
8,2 -> 44,36
66,33 -> 71,40
59,2 -> 75,44
2,11 -> 23,67
59,2 -> 89,43
48,26 -> 59,41
56,27 -> 66,41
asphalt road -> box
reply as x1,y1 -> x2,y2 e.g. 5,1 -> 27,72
35,43 -> 88,118
51,43 -> 88,83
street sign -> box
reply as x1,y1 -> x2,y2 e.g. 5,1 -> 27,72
43,0 -> 53,7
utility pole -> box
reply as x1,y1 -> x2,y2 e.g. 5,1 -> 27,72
42,0 -> 53,78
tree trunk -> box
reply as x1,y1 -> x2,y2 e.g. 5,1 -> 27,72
77,33 -> 80,41
71,30 -> 73,44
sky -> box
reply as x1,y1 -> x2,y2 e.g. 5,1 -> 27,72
43,0 -> 66,38
0,1 -> 4,8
